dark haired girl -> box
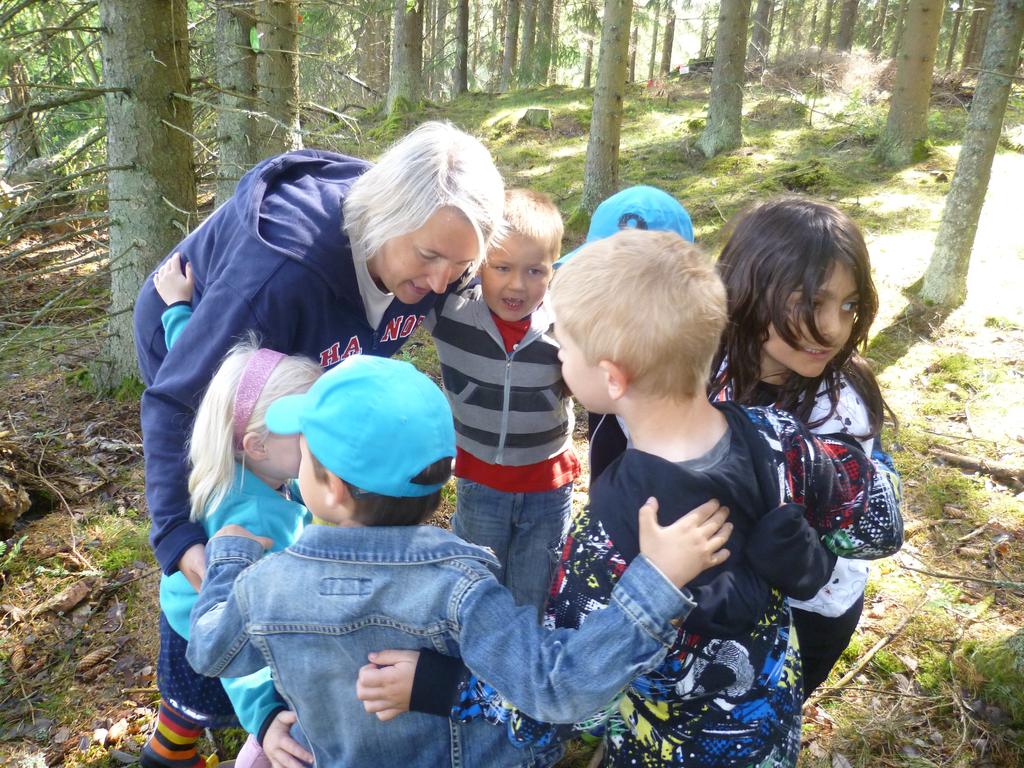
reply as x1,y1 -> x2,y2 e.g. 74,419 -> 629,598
709,196 -> 904,696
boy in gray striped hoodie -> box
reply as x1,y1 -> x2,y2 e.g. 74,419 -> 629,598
424,189 -> 576,617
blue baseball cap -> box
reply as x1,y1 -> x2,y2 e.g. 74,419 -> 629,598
556,186 -> 694,266
266,356 -> 455,497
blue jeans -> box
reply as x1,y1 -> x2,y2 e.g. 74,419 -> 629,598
452,479 -> 572,617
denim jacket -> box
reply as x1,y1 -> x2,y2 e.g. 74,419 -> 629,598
188,524 -> 695,767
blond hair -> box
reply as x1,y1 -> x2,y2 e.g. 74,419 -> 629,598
550,229 -> 727,400
344,121 -> 505,270
187,338 -> 322,521
494,188 -> 564,261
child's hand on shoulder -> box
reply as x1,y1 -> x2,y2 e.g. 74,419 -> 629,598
639,497 -> 731,588
154,252 -> 194,305
211,524 -> 274,550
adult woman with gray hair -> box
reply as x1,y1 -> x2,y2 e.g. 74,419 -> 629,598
131,122 -> 506,768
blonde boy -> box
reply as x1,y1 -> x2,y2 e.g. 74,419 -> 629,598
387,229 -> 877,766
424,188 -> 578,615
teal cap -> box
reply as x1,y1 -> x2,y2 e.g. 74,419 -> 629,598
557,185 -> 694,266
266,356 -> 454,497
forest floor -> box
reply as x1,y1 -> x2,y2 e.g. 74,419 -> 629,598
1,52 -> 1023,768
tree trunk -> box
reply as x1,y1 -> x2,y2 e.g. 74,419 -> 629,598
789,0 -> 808,48
696,0 -> 752,158
388,0 -> 423,112
748,0 -> 773,63
549,0 -> 561,83
472,0 -> 481,83
962,0 -> 994,68
661,11 -> 676,73
583,0 -> 599,87
255,0 -> 301,155
2,59 -> 41,176
500,0 -> 520,90
921,0 -> 1024,306
871,0 -> 890,54
835,0 -> 860,49
489,0 -> 505,89
455,0 -> 469,92
809,0 -> 820,46
358,10 -> 390,94
580,0 -> 633,212
877,0 -> 944,164
584,35 -> 595,87
97,0 -> 196,388
628,21 -> 639,82
519,0 -> 537,85
534,0 -> 556,85
775,0 -> 791,58
821,0 -> 837,46
700,9 -> 712,56
422,0 -> 434,96
889,0 -> 908,56
434,0 -> 450,98
648,0 -> 661,81
945,4 -> 965,69
215,1 -> 259,205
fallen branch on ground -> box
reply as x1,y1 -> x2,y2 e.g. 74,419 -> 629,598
809,608 -> 918,703
900,563 -> 1024,591
930,447 -> 1024,489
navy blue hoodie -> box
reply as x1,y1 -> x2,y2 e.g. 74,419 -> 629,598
134,150 -> 445,575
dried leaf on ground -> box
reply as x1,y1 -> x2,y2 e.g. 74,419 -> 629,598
31,578 -> 93,617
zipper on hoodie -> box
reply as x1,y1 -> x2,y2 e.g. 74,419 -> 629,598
495,346 -> 516,464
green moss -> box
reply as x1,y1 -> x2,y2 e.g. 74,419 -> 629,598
113,375 -> 144,402
921,468 -> 986,517
564,206 -> 591,241
776,159 -> 835,192
870,648 -> 905,676
914,649 -> 952,692
90,518 -> 151,575
746,98 -> 808,127
840,633 -> 865,663
984,316 -> 1023,331
928,352 -> 988,391
395,327 -> 440,381
963,629 -> 1024,724
910,139 -> 933,164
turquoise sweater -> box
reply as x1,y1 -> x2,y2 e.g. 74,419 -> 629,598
158,303 -> 310,735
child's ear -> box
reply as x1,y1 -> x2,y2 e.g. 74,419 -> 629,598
598,360 -> 629,401
241,432 -> 268,461
323,472 -> 353,509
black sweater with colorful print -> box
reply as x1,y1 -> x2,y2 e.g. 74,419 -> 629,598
415,403 -> 903,767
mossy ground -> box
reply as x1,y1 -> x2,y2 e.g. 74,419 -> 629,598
2,60 -> 1023,767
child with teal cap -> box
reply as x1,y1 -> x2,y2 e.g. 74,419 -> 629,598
564,186 -> 697,478
187,355 -> 733,768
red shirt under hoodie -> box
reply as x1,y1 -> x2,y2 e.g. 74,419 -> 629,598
454,313 -> 580,493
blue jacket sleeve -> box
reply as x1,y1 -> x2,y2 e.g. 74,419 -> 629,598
161,303 -> 193,350
222,670 -> 286,738
186,535 -> 269,679
141,282 -> 267,575
454,555 -> 694,724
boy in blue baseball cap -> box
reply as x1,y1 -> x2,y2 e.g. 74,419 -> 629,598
556,185 -> 693,266
558,186 -> 695,477
187,355 -> 732,767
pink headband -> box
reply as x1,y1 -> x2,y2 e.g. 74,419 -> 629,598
233,349 -> 286,449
